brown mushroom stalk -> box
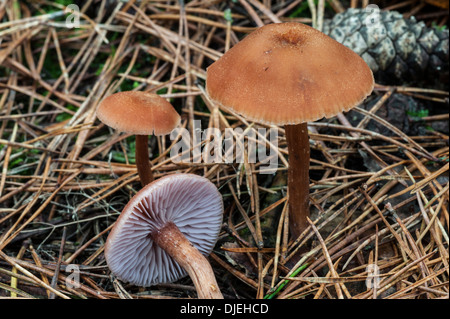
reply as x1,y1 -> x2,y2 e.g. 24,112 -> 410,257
285,123 -> 310,238
151,222 -> 223,299
135,135 -> 154,186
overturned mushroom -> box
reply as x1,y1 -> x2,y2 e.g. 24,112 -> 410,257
206,23 -> 374,239
96,91 -> 181,186
104,173 -> 224,299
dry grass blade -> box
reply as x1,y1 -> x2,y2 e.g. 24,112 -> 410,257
308,217 -> 345,299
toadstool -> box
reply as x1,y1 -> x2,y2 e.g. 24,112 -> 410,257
206,23 -> 374,239
104,173 -> 224,299
96,91 -> 181,187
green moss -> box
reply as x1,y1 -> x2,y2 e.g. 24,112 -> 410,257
56,104 -> 78,122
289,0 -> 332,18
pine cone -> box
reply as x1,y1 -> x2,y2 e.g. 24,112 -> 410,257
323,9 -> 449,86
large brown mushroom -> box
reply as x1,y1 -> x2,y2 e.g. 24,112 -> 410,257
96,91 -> 180,186
206,23 -> 374,239
104,173 -> 224,299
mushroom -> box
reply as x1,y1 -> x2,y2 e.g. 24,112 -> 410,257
104,173 -> 224,299
206,23 -> 374,239
96,91 -> 181,186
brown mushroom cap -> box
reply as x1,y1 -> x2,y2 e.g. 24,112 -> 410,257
206,22 -> 374,125
96,91 -> 181,136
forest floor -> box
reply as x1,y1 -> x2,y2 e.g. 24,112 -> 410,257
0,0 -> 448,299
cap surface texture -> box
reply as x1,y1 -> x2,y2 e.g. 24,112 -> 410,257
206,22 -> 374,125
104,174 -> 223,287
97,91 -> 181,135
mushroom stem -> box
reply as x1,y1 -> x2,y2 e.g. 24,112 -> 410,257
135,135 -> 154,186
151,222 -> 223,299
285,123 -> 310,239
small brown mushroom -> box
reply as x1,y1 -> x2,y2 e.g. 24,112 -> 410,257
206,23 -> 374,239
96,91 -> 180,186
104,173 -> 224,299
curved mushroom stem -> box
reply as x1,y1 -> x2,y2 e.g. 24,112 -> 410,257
285,123 -> 310,240
151,222 -> 223,299
135,135 -> 154,187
